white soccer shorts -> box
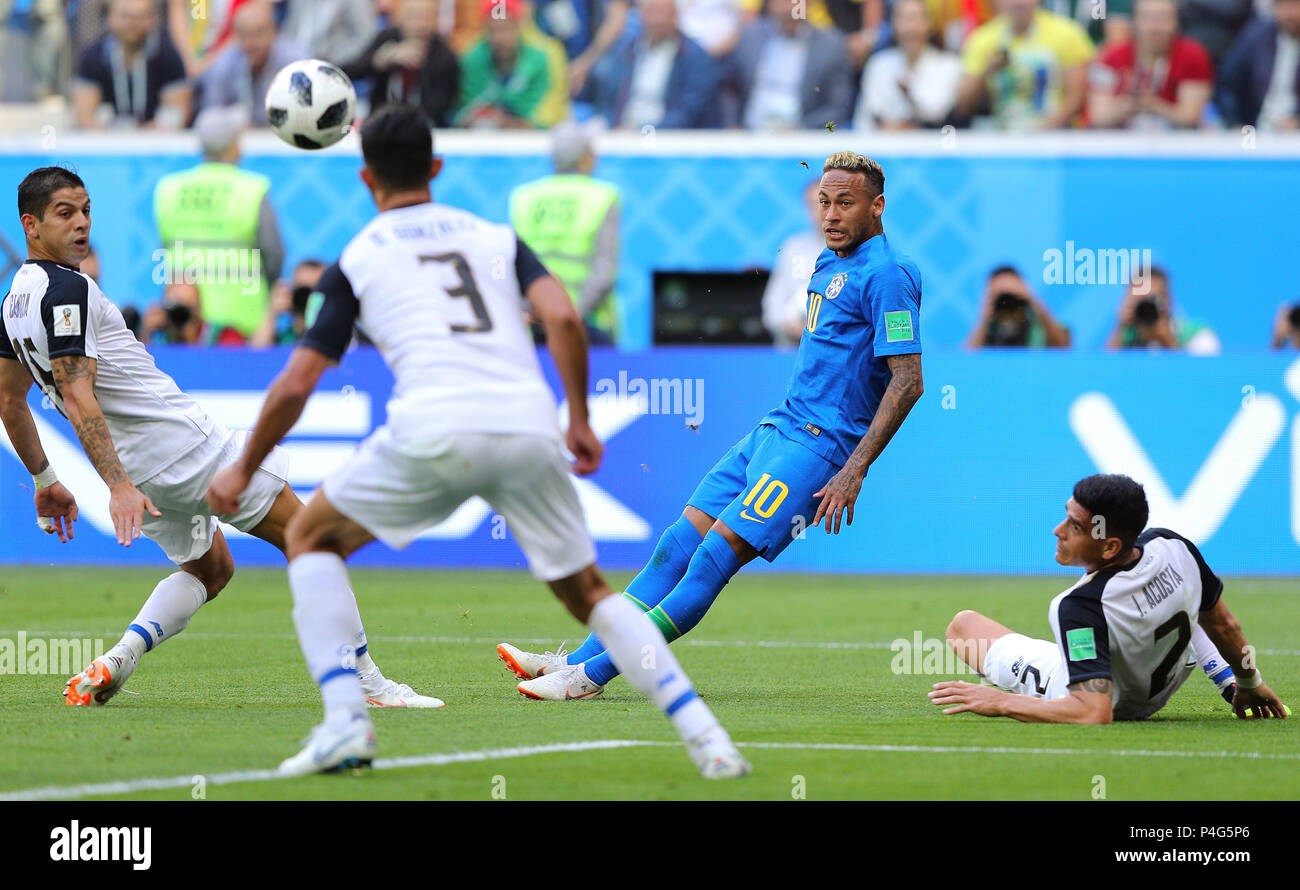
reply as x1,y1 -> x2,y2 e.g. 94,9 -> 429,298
138,427 -> 290,564
982,632 -> 1071,701
321,426 -> 596,582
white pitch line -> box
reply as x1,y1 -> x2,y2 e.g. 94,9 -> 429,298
3,739 -> 1298,801
0,739 -> 666,802
5,629 -> 1300,657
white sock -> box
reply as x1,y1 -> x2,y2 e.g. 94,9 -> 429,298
118,572 -> 208,660
288,552 -> 365,716
1189,623 -> 1235,690
587,594 -> 718,741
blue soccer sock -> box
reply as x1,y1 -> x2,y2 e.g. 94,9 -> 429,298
566,515 -> 703,664
585,530 -> 742,686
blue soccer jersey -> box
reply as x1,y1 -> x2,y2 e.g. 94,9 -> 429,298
761,233 -> 922,466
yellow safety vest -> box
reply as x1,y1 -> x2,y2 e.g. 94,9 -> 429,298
509,174 -> 620,336
154,162 -> 270,337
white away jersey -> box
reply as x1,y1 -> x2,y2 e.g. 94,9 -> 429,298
1047,528 -> 1224,721
300,202 -> 560,453
0,260 -> 213,481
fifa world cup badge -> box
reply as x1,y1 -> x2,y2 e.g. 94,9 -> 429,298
826,273 -> 847,300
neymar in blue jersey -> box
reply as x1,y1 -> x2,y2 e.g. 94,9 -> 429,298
499,151 -> 925,700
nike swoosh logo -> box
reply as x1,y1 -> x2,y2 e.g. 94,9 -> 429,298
739,510 -> 765,524
564,687 -> 599,700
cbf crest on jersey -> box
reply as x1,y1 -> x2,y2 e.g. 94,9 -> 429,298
825,272 -> 848,300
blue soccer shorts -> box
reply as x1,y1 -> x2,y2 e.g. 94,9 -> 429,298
686,423 -> 841,562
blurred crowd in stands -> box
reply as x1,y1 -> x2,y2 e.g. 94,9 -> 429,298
0,0 -> 1296,133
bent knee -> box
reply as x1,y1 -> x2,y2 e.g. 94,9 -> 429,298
285,512 -> 324,560
947,610 -> 983,643
193,558 -> 234,601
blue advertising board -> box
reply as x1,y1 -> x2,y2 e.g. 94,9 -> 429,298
2,347 -> 1297,575
1,138 -> 1297,352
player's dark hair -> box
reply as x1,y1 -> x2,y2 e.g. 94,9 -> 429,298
988,264 -> 1021,279
18,166 -> 86,220
361,105 -> 435,192
1073,474 -> 1149,551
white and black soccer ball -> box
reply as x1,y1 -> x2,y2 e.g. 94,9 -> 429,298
265,59 -> 357,150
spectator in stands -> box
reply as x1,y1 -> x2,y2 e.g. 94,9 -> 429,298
955,0 -> 1094,129
73,0 -> 190,129
1179,0 -> 1252,65
456,0 -> 558,127
531,0 -> 608,63
847,0 -> 890,67
590,0 -> 721,128
141,282 -> 208,345
166,0 -> 239,78
1271,301 -> 1300,348
565,0 -> 632,95
966,265 -> 1071,347
282,0 -> 378,68
679,0 -> 747,57
153,106 -> 284,345
854,0 -> 962,129
1217,0 -> 1300,130
723,0 -> 856,130
926,0 -> 993,52
198,0 -> 306,127
0,0 -> 67,101
519,3 -> 576,126
251,259 -> 326,347
343,0 -> 460,126
1088,0 -> 1213,129
1106,266 -> 1221,354
762,179 -> 824,347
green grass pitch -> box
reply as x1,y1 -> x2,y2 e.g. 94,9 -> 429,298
0,567 -> 1295,801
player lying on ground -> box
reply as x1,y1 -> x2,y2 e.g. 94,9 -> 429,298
206,105 -> 748,779
928,473 -> 1288,723
0,166 -> 437,709
497,151 -> 925,700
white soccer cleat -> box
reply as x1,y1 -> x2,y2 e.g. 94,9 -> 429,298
64,651 -> 136,706
276,712 -> 378,777
687,725 -> 751,780
361,677 -> 445,709
497,642 -> 569,680
516,663 -> 604,701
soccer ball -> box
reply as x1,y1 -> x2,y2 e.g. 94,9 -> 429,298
265,59 -> 356,150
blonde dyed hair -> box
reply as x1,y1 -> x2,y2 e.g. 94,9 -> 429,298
822,151 -> 885,196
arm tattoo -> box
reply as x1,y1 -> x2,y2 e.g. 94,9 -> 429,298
74,414 -> 128,487
51,355 -> 128,488
843,352 -> 923,476
52,354 -> 95,386
1072,678 -> 1113,695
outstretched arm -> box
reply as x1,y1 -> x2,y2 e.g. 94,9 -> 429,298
812,351 -> 923,533
51,354 -> 158,545
929,677 -> 1114,724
